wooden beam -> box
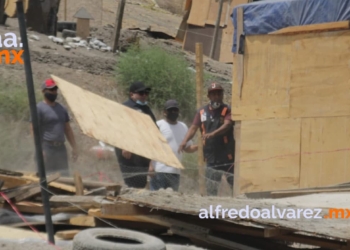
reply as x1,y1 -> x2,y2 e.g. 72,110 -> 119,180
56,230 -> 80,240
0,174 -> 32,189
101,202 -> 165,216
23,175 -> 76,193
69,215 -> 96,227
112,0 -> 126,52
271,187 -> 350,199
74,172 -> 84,195
195,42 -> 206,196
269,21 -> 350,35
264,227 -> 292,238
57,177 -> 121,190
50,195 -> 112,208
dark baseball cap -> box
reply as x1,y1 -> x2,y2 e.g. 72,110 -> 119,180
208,82 -> 224,93
164,99 -> 179,110
129,81 -> 151,93
41,78 -> 58,90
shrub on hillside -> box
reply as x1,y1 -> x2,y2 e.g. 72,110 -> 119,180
115,45 -> 197,121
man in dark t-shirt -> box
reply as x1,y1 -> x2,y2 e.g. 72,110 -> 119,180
30,78 -> 78,176
179,83 -> 235,196
114,81 -> 157,189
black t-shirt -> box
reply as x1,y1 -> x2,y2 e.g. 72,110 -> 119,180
115,98 -> 157,167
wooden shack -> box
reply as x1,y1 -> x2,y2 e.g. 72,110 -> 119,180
231,0 -> 350,196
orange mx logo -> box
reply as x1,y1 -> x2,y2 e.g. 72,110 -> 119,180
0,50 -> 24,64
324,208 -> 350,219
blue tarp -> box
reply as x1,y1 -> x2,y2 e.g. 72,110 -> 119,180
231,0 -> 350,53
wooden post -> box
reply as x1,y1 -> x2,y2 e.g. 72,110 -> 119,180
0,0 -> 5,25
64,0 -> 67,21
74,171 -> 84,195
195,43 -> 206,196
209,0 -> 224,59
112,0 -> 126,53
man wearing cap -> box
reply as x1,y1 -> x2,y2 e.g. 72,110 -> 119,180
30,78 -> 78,176
114,81 -> 157,188
178,83 -> 235,196
148,100 -> 198,191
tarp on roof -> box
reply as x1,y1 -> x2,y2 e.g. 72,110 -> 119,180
231,0 -> 350,53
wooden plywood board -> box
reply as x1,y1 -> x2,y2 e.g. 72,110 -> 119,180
206,0 -> 229,27
232,30 -> 350,121
231,35 -> 292,121
51,75 -> 184,170
187,0 -> 211,26
270,21 -> 350,35
300,117 -> 350,188
237,118 -> 301,194
218,17 -> 234,63
289,30 -> 350,118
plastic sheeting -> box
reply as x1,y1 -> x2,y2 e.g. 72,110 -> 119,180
231,0 -> 350,53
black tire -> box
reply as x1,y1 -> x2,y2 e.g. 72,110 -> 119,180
73,228 -> 166,250
166,244 -> 207,250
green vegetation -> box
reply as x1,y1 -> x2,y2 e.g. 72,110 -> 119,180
0,79 -> 40,121
115,45 -> 197,122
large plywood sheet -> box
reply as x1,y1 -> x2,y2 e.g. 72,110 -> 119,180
187,0 -> 211,26
51,75 -> 184,170
300,117 -> 350,188
237,118 -> 301,194
289,30 -> 350,118
231,35 -> 292,121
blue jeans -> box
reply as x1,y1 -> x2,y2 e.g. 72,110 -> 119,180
150,173 -> 180,191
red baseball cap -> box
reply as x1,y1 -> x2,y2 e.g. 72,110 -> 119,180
41,78 -> 57,90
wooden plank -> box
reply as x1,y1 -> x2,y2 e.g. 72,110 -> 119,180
74,172 -> 84,195
238,118 -> 301,194
270,21 -> 350,35
233,121 -> 241,197
0,174 -> 32,189
56,230 -> 80,240
57,177 -> 121,190
50,195 -> 112,208
236,7 -> 244,98
300,117 -> 350,189
101,202 -> 165,216
186,0 -> 211,27
14,173 -> 61,202
205,0 -> 229,27
69,215 -> 96,227
0,180 -> 3,190
51,75 -> 184,170
23,175 -> 77,193
272,187 -> 350,199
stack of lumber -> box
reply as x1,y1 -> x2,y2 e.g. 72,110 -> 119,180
0,168 -> 122,240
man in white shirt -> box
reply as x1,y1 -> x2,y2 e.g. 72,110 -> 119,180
149,100 -> 197,191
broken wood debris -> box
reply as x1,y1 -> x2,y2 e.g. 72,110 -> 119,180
1,168 -> 349,250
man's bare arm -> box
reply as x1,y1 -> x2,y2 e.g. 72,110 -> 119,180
184,144 -> 198,153
64,122 -> 78,160
178,125 -> 199,153
203,120 -> 233,139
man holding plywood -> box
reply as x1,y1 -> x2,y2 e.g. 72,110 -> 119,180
179,83 -> 235,196
114,82 -> 157,189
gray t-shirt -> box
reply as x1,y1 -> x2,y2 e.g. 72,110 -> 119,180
30,101 -> 70,142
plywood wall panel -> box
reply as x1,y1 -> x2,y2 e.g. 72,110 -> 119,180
238,118 -> 301,194
187,0 -> 211,26
232,35 -> 292,121
300,117 -> 350,188
232,30 -> 350,121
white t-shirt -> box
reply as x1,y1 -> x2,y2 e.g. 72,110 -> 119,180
152,119 -> 193,174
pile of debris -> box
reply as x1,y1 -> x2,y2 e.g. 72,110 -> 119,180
48,35 -> 112,52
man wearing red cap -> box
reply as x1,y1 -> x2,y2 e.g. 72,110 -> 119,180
30,78 -> 78,176
179,83 -> 235,196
